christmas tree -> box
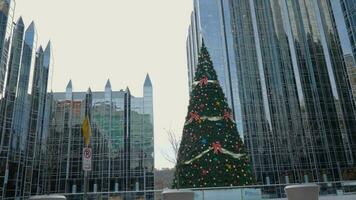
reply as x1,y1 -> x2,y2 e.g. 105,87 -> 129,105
173,41 -> 254,188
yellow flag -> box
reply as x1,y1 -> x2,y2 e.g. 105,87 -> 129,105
82,116 -> 91,146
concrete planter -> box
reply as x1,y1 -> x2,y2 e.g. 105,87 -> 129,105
162,188 -> 261,200
162,189 -> 194,200
285,184 -> 320,200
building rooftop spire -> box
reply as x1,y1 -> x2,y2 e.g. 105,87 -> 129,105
45,40 -> 51,52
105,79 -> 111,89
66,80 -> 72,89
144,73 -> 152,87
37,45 -> 43,53
16,17 -> 24,26
43,41 -> 51,68
28,21 -> 35,31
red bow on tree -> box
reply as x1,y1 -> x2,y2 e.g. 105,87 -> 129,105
212,142 -> 222,154
188,111 -> 201,123
199,76 -> 208,87
224,111 -> 233,121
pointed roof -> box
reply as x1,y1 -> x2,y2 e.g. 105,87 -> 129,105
125,86 -> 130,93
87,87 -> 92,93
43,41 -> 51,68
25,21 -> 36,47
144,73 -> 152,87
16,17 -> 24,26
66,80 -> 72,89
105,79 -> 111,89
44,40 -> 51,53
37,45 -> 43,53
28,21 -> 35,31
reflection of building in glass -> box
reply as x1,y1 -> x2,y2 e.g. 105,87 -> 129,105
187,0 -> 356,186
344,54 -> 356,104
43,75 -> 154,199
340,0 -> 356,59
0,0 -> 14,95
0,11 -> 52,200
330,1 -> 356,105
187,0 -> 242,135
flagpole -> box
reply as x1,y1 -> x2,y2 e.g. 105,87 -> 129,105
82,115 -> 91,200
84,148 -> 88,200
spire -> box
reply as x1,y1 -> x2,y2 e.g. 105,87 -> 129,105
37,45 -> 43,54
105,79 -> 111,89
105,80 -> 111,101
66,80 -> 72,90
43,41 -> 51,68
13,17 -> 24,40
87,87 -> 92,93
45,40 -> 51,53
28,21 -> 35,31
125,86 -> 130,93
144,73 -> 152,87
16,17 -> 24,27
25,21 -> 36,47
66,80 -> 73,100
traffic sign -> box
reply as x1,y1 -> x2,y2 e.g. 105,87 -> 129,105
82,147 -> 92,171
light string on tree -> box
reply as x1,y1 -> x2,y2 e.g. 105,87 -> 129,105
183,142 -> 246,165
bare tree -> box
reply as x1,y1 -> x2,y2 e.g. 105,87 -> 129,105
161,129 -> 181,164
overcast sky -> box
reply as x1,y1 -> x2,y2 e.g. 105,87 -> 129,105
15,0 -> 193,169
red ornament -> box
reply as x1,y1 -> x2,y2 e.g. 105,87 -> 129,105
188,111 -> 201,123
212,142 -> 222,154
224,111 -> 233,121
202,170 -> 208,176
199,76 -> 208,87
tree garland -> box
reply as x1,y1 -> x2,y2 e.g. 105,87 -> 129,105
183,142 -> 246,164
185,111 -> 234,125
192,75 -> 219,87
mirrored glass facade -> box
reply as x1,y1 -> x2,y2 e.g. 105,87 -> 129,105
187,0 -> 356,186
331,0 -> 356,105
187,0 -> 243,135
0,11 -> 52,199
43,76 -> 154,199
0,0 -> 14,96
340,0 -> 356,59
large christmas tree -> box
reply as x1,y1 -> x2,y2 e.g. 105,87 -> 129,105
173,42 -> 254,188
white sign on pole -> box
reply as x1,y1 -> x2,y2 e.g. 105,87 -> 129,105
82,147 -> 92,171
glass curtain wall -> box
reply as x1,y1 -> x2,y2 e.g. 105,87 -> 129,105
188,0 -> 356,187
227,0 -> 356,185
45,77 -> 154,199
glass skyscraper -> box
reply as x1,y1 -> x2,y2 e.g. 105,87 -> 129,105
187,0 -> 356,187
0,8 -> 53,199
43,76 -> 154,199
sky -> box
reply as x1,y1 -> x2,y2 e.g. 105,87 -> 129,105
14,0 -> 193,169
